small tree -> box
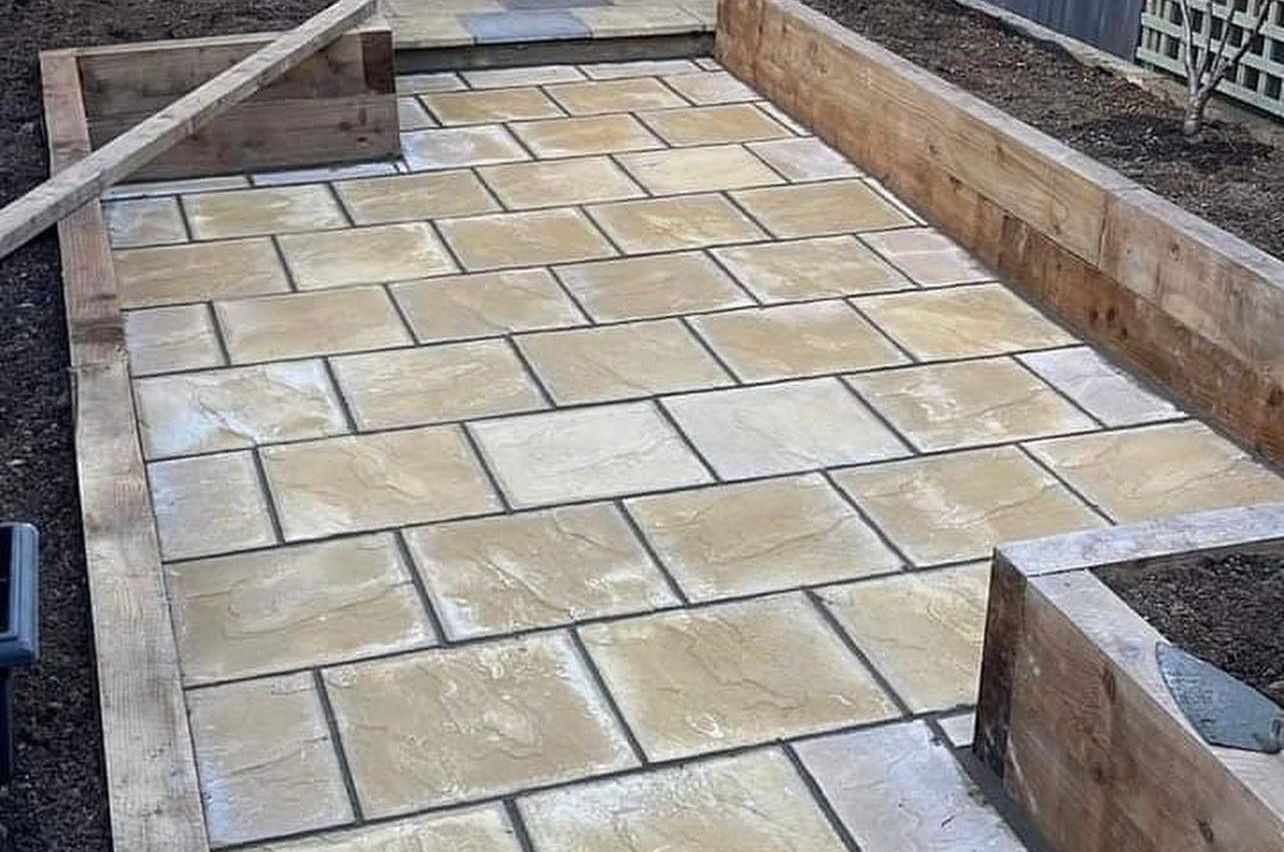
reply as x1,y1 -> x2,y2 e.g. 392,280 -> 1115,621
1175,0 -> 1278,136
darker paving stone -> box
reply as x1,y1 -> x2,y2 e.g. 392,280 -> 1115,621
462,10 -> 591,43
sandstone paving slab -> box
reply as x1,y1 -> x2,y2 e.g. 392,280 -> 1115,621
278,222 -> 457,289
463,9 -> 589,43
615,144 -> 784,195
401,125 -> 530,171
404,503 -> 676,639
148,451 -> 276,561
576,4 -> 703,37
555,252 -> 751,321
334,170 -> 499,225
187,673 -> 352,847
625,473 -> 901,600
710,236 -> 906,302
861,227 -> 991,287
391,268 -> 587,342
261,426 -> 502,540
463,63 -> 585,88
168,534 -> 435,685
251,162 -> 399,187
818,563 -> 991,711
246,805 -> 522,851
732,180 -> 913,238
637,103 -> 791,146
103,196 -> 187,248
422,86 -> 563,125
105,174 -> 249,200
1026,421 -> 1284,523
183,185 -> 348,240
689,300 -> 908,382
509,113 -> 663,158
322,632 -> 638,816
134,360 -> 348,459
438,207 -> 617,271
516,318 -> 732,404
795,720 -> 1026,851
114,238 -> 289,308
939,712 -> 977,748
546,77 -> 687,115
856,283 -> 1077,361
579,58 -> 702,79
330,339 -> 546,430
396,71 -> 467,94
757,100 -> 809,135
215,286 -> 412,364
587,194 -> 765,254
747,137 -> 863,182
847,358 -> 1097,452
663,378 -> 910,479
519,748 -> 848,851
661,70 -> 758,104
398,96 -> 436,130
469,401 -> 712,507
579,593 -> 899,760
478,156 -> 645,209
831,446 -> 1106,565
123,305 -> 224,376
1017,346 -> 1181,427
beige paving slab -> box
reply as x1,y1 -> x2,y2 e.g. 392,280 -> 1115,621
795,720 -> 1026,851
588,193 -> 764,254
662,70 -> 758,104
114,238 -> 289,308
626,473 -> 900,601
580,58 -> 702,79
577,4 -> 703,37
401,125 -> 530,171
757,100 -> 809,135
183,185 -> 347,240
396,71 -> 467,94
469,401 -> 711,508
546,77 -> 687,115
747,137 -> 863,182
103,196 -> 187,248
261,426 -> 501,541
252,162 -> 398,188
711,236 -> 906,302
1027,421 -> 1284,523
555,252 -> 751,321
439,208 -> 616,271
105,174 -> 249,200
404,504 -> 676,640
819,563 -> 991,711
580,593 -> 898,760
124,305 -> 224,376
278,222 -> 457,290
334,170 -> 499,226
517,319 -> 731,404
135,360 -> 347,459
478,157 -> 644,209
637,104 -> 790,146
1017,347 -> 1180,427
331,340 -> 546,430
847,358 -> 1097,452
423,87 -> 563,125
398,95 -> 436,130
509,113 -> 663,158
856,283 -> 1078,361
247,805 -> 522,851
664,378 -> 910,479
386,11 -> 474,47
861,227 -> 991,287
733,180 -> 913,238
519,749 -> 848,852
832,446 -> 1105,565
169,534 -> 434,685
690,301 -> 907,382
323,633 -> 638,816
391,268 -> 586,342
188,673 -> 352,847
148,451 -> 276,561
939,711 -> 977,748
616,144 -> 783,195
215,286 -> 411,364
462,64 -> 585,89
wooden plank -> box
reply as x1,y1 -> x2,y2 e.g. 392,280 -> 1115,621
0,0 -> 375,262
40,52 -> 209,851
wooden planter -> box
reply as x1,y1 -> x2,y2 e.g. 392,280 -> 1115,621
976,504 -> 1284,852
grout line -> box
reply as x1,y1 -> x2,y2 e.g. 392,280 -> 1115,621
1007,352 -> 1109,430
204,301 -> 234,367
173,193 -> 197,242
1014,442 -> 1118,526
504,335 -> 557,407
320,357 -> 360,434
325,181 -> 357,228
380,280 -> 425,346
782,743 -> 866,852
613,498 -> 690,606
835,376 -> 922,457
843,294 -> 923,365
249,447 -> 287,546
650,397 -> 722,484
544,264 -> 599,327
312,669 -> 366,824
677,314 -> 743,386
699,244 -> 766,307
803,588 -> 915,717
392,528 -> 451,647
819,468 -> 916,571
567,627 -> 650,767
458,422 -> 514,514
503,799 -> 539,852
268,234 -> 300,292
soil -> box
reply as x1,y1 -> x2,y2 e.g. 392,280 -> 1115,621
1098,553 -> 1284,706
0,2 -> 328,849
802,0 -> 1284,261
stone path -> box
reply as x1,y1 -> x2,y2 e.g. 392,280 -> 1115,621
105,60 -> 1284,850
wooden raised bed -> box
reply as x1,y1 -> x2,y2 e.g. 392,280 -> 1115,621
976,504 -> 1284,852
715,0 -> 1284,467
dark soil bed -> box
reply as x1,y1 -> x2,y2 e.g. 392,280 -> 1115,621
1098,553 -> 1284,706
803,0 -> 1284,261
0,3 -> 328,849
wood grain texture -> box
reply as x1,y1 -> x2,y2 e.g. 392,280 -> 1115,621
40,51 -> 209,851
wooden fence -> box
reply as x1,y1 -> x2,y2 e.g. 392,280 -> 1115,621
986,0 -> 1145,57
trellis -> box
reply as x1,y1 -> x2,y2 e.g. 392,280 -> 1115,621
1137,0 -> 1284,118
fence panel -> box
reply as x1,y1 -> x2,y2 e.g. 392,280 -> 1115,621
987,0 -> 1146,57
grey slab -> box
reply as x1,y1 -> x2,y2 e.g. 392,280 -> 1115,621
463,10 -> 591,43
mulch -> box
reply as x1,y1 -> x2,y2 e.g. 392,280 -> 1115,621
0,3 -> 328,848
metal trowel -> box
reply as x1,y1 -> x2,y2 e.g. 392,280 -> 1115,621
1157,643 -> 1283,754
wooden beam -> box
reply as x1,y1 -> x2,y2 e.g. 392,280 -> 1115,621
1,0 -> 375,262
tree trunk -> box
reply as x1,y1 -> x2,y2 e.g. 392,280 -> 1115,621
1183,89 -> 1212,137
